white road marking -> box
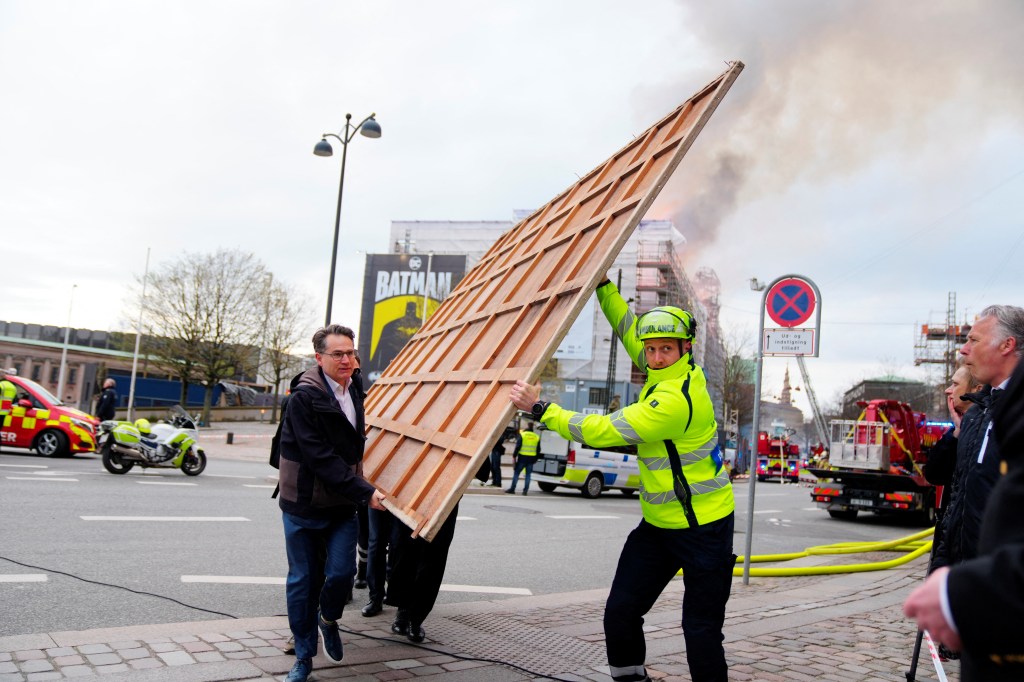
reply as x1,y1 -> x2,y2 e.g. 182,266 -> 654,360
440,584 -> 532,595
206,474 -> 259,480
801,507 -> 823,511
6,476 -> 78,482
0,463 -> 47,469
547,515 -> 620,520
137,481 -> 197,486
180,575 -> 530,596
456,516 -> 477,521
243,484 -> 277,489
81,516 -> 250,522
753,509 -> 782,514
182,575 -> 284,585
0,574 -> 47,583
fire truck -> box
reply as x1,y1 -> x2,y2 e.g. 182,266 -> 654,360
809,399 -> 948,524
755,420 -> 802,483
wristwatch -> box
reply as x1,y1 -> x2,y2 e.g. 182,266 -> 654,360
531,401 -> 550,419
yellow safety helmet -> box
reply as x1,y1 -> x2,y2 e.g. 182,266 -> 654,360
635,306 -> 696,341
134,418 -> 152,435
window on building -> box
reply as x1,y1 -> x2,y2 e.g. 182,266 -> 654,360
589,387 -> 609,408
31,365 -> 41,382
69,368 -> 77,384
50,367 -> 59,384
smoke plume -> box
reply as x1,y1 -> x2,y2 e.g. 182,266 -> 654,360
653,0 -> 1024,263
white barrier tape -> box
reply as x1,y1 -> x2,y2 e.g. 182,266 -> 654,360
923,630 -> 949,682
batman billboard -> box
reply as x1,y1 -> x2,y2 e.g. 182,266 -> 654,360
358,253 -> 467,382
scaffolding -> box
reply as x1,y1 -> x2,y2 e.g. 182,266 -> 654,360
913,291 -> 970,388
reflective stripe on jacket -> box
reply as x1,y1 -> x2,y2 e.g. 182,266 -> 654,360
540,282 -> 734,529
517,430 -> 540,457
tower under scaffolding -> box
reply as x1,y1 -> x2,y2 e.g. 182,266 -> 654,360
914,291 -> 970,388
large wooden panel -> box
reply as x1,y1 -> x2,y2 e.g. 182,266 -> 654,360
363,62 -> 744,539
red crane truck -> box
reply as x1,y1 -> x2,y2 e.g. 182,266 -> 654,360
808,399 -> 948,524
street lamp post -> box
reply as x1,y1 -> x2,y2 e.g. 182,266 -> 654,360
314,112 -> 381,326
56,284 -> 77,403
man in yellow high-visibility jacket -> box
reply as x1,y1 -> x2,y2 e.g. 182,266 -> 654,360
511,279 -> 735,682
504,423 -> 540,496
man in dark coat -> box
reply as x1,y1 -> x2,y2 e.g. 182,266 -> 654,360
278,325 -> 386,682
930,306 -> 1022,570
906,356 -> 1024,681
95,378 -> 118,421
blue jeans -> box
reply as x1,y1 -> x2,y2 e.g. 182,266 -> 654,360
604,514 -> 735,682
508,456 -> 535,492
282,511 -> 358,660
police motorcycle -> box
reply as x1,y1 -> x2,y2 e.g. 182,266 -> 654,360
98,405 -> 207,476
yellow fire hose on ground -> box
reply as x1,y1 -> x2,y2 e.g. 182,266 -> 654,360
731,527 -> 934,577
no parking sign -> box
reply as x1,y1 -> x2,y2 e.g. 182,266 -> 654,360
762,275 -> 820,356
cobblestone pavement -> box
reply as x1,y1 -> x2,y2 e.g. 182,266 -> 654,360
0,554 -> 954,682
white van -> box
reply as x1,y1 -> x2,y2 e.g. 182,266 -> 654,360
531,428 -> 640,498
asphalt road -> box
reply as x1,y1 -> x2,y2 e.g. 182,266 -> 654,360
0,435 -> 930,638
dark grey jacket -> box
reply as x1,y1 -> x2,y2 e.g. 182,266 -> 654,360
934,386 -> 1004,568
277,366 -> 374,519
948,361 -> 1024,681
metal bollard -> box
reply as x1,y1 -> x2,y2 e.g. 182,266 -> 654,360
226,432 -> 234,445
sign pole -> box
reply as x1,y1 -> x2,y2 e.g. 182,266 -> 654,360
742,287 -> 768,585
742,274 -> 821,585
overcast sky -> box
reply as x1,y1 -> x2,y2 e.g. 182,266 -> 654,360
2,0 -> 1021,415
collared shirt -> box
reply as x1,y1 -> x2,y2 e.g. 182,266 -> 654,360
323,373 -> 357,427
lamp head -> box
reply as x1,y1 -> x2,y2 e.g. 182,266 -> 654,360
313,139 -> 333,157
360,115 -> 382,139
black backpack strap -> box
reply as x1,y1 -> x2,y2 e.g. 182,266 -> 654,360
270,406 -> 287,499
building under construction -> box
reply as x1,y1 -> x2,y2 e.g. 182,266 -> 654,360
383,213 -> 725,414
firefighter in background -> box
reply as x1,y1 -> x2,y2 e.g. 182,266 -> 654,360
504,422 -> 540,495
1,370 -> 16,447
511,278 -> 735,682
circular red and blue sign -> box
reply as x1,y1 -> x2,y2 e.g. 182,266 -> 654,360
766,278 -> 815,328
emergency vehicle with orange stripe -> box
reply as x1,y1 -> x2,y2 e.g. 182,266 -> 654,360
0,374 -> 100,457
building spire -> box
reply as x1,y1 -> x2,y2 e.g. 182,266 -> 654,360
780,366 -> 792,406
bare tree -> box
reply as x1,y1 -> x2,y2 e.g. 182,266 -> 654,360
141,268 -> 208,405
261,280 -> 313,422
716,325 -> 756,431
143,249 -> 269,424
191,250 -> 268,423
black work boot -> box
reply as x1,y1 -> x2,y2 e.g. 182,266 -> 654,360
354,558 -> 367,589
391,607 -> 410,636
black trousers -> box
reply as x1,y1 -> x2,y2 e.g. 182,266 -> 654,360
604,514 -> 735,682
384,503 -> 459,625
367,507 -> 400,603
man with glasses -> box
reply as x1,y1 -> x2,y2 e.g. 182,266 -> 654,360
278,324 -> 386,682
